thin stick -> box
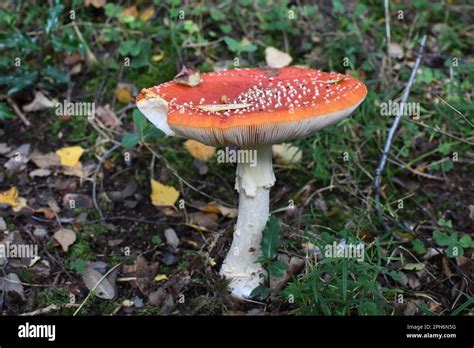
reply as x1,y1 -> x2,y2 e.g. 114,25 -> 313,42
6,97 -> 31,127
92,143 -> 121,220
21,303 -> 80,316
373,35 -> 427,225
384,0 -> 392,68
435,94 -> 474,128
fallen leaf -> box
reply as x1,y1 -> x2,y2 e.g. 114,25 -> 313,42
53,228 -> 76,252
173,66 -> 202,87
200,202 -> 238,218
115,86 -> 133,104
195,103 -> 252,113
22,91 -> 55,112
62,193 -> 93,209
184,139 -> 216,161
0,143 -> 12,155
164,228 -> 179,251
30,150 -> 60,168
265,46 -> 293,68
388,42 -> 404,59
82,267 -> 116,300
140,6 -> 155,21
84,0 -> 106,8
56,146 -> 84,167
120,6 -> 139,21
189,212 -> 218,230
403,263 -> 426,271
95,105 -> 121,128
150,179 -> 179,207
154,274 -> 168,282
272,143 -> 302,164
29,168 -> 51,178
4,144 -> 30,172
0,273 -> 25,300
151,50 -> 164,62
0,187 -> 20,207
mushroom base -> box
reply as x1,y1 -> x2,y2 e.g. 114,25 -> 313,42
220,186 -> 270,299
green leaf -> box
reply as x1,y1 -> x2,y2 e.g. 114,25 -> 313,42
43,66 -> 69,84
260,215 -> 281,262
45,4 -> 64,34
458,235 -> 472,248
437,218 -> 453,229
433,230 -> 452,246
0,102 -> 14,120
151,235 -> 162,245
412,239 -> 427,254
133,109 -> 147,136
446,244 -> 463,258
143,127 -> 165,140
69,258 -> 86,273
121,132 -> 139,148
224,37 -> 240,53
268,260 -> 287,278
249,285 -> 270,300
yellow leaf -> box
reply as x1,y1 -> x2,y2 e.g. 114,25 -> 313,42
150,179 -> 179,207
56,146 -> 84,167
184,139 -> 216,162
151,50 -> 164,62
272,143 -> 302,165
0,187 -> 19,206
140,6 -> 155,22
154,274 -> 168,282
115,87 -> 132,104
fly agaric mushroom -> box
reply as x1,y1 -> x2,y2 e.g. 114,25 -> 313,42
136,66 -> 367,298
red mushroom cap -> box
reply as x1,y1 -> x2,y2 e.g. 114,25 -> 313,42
137,66 -> 367,147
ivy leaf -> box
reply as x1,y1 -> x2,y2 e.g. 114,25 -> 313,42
261,216 -> 281,261
133,108 -> 147,137
446,244 -> 464,258
458,235 -> 472,248
121,132 -> 139,148
268,260 -> 287,278
433,230 -> 451,246
249,285 -> 270,300
412,239 -> 427,255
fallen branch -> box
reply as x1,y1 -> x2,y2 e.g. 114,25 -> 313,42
6,97 -> 31,127
373,35 -> 427,226
92,143 -> 121,220
21,303 -> 79,316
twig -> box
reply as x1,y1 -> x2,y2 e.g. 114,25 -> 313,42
373,35 -> 427,226
21,303 -> 79,316
384,0 -> 392,69
92,143 -> 121,220
6,97 -> 31,127
435,94 -> 474,128
407,119 -> 474,146
73,263 -> 122,316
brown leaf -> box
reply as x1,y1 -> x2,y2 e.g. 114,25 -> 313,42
30,150 -> 60,169
22,91 -> 55,113
189,212 -> 218,230
96,105 -> 121,128
84,0 -> 106,8
53,228 -> 76,252
173,66 -> 202,87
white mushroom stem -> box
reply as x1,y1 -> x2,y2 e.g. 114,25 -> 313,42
220,144 -> 275,299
